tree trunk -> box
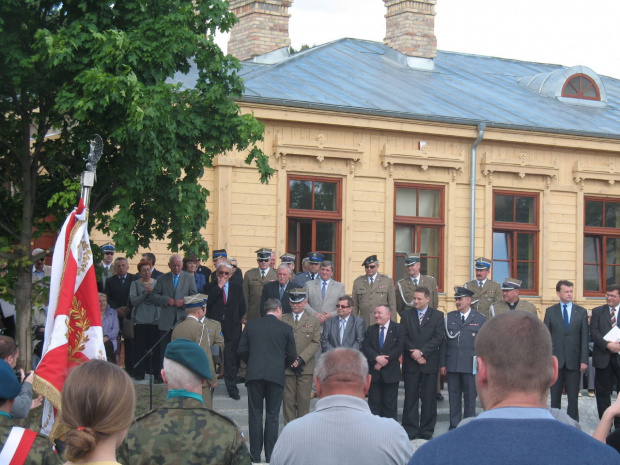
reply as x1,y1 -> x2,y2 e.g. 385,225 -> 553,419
16,266 -> 33,369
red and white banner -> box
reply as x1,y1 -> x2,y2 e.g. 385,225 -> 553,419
33,199 -> 105,437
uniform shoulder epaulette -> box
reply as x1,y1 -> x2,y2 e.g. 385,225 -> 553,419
397,277 -> 407,284
425,275 -> 436,280
210,408 -> 242,427
379,273 -> 392,279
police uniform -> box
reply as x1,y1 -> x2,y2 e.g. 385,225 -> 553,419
294,252 -> 325,286
441,287 -> 486,429
463,257 -> 502,319
281,290 -> 321,424
243,249 -> 277,321
352,256 -> 397,327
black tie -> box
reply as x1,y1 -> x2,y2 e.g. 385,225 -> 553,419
461,314 -> 465,324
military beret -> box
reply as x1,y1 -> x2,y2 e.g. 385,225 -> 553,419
288,288 -> 307,303
164,338 -> 212,380
307,252 -> 325,264
474,257 -> 492,270
101,243 -> 115,252
404,253 -> 421,266
501,277 -> 522,290
362,255 -> 378,267
0,359 -> 21,400
184,294 -> 208,309
454,286 -> 475,298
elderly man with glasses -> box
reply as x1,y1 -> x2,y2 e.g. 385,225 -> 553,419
352,255 -> 397,327
206,261 -> 247,400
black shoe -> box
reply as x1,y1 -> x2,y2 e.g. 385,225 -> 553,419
229,392 -> 241,400
436,393 -> 444,401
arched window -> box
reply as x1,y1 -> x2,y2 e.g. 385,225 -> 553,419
562,74 -> 600,100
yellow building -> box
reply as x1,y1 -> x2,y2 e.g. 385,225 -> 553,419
96,0 -> 620,314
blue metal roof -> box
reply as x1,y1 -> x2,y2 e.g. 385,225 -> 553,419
236,38 -> 620,139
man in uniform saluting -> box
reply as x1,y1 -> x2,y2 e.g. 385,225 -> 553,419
353,255 -> 397,327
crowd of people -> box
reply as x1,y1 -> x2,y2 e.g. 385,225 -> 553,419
3,246 -> 620,463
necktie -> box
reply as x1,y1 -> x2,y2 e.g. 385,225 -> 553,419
478,281 -> 483,288
563,304 -> 569,330
611,307 -> 616,327
339,318 -> 346,344
295,314 -> 299,324
369,277 -> 374,287
379,326 -> 385,348
261,270 -> 265,278
321,281 -> 327,300
461,314 -> 465,324
121,276 -> 126,287
173,274 -> 178,289
413,278 -> 418,286
311,274 -> 315,280
222,287 -> 227,305
419,312 -> 424,324
279,285 -> 285,300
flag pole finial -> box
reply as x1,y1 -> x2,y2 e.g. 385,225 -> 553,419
81,134 -> 103,209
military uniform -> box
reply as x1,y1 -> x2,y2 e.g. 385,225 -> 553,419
441,309 -> 486,429
396,275 -> 439,315
489,298 -> 538,318
171,316 -> 224,409
281,311 -> 321,424
243,268 -> 277,321
119,396 -> 251,465
463,279 -> 501,319
0,415 -> 61,465
352,273 -> 397,327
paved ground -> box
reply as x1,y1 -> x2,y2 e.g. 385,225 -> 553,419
191,380 -> 607,463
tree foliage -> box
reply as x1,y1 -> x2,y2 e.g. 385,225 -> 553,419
0,0 -> 272,366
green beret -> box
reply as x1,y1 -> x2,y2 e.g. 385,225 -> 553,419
0,359 -> 21,399
164,338 -> 212,380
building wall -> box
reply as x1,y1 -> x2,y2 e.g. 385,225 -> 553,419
93,103 -> 620,313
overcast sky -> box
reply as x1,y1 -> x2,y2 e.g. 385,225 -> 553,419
216,0 -> 620,79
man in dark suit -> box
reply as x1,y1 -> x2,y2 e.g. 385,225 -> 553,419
260,264 -> 296,316
362,304 -> 405,420
238,298 -> 297,463
401,286 -> 445,440
104,256 -> 138,374
590,283 -> 620,428
206,261 -> 247,400
321,295 -> 366,353
152,254 -> 197,368
142,252 -> 163,279
543,279 -> 589,422
441,286 -> 486,429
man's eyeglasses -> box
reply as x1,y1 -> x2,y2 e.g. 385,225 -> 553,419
335,305 -> 351,309
365,265 -> 377,269
258,259 -> 270,263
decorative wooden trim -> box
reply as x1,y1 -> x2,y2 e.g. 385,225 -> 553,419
573,159 -> 620,190
380,142 -> 465,180
273,134 -> 363,172
481,152 -> 559,188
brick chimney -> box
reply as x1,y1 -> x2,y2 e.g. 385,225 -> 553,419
383,0 -> 437,59
227,0 -> 293,61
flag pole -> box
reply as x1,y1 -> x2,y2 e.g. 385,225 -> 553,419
80,134 -> 103,210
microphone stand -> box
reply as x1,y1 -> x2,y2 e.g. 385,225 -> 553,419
133,317 -> 185,410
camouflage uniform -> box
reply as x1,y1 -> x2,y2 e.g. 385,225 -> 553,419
119,396 -> 251,465
0,415 -> 61,465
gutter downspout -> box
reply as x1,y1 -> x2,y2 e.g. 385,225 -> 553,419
470,123 -> 487,280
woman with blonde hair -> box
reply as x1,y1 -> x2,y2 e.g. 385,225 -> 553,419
61,359 -> 135,464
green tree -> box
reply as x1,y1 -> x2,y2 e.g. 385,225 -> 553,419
0,0 -> 272,367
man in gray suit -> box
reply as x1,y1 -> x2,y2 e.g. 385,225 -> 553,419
305,260 -> 346,324
152,254 -> 197,362
322,295 -> 366,353
543,279 -> 589,422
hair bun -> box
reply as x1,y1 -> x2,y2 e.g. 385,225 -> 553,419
65,426 -> 98,461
